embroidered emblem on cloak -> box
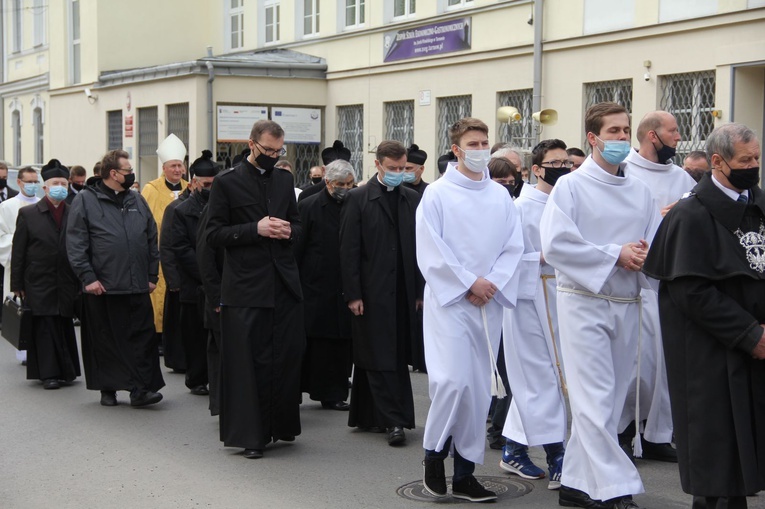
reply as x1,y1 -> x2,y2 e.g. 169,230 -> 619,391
734,222 -> 765,273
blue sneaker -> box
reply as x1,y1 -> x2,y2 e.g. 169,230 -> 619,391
499,446 -> 545,479
547,454 -> 563,490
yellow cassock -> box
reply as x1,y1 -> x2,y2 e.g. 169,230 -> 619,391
141,177 -> 188,333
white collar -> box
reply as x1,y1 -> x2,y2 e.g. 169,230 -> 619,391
711,173 -> 747,202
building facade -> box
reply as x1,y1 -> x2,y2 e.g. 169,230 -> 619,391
2,0 -> 764,186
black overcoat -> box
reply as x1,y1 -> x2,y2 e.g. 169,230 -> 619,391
196,206 -> 223,332
159,190 -> 189,291
11,199 -> 79,317
172,191 -> 206,304
294,189 -> 351,339
339,177 -> 423,371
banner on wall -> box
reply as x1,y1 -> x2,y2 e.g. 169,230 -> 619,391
383,17 -> 471,63
272,107 -> 322,144
217,105 -> 269,142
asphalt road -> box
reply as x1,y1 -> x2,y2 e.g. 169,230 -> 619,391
1,335 -> 762,509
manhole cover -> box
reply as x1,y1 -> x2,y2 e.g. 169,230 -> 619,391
397,476 -> 534,503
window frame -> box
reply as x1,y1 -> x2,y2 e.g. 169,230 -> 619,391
12,0 -> 23,53
392,0 -> 416,19
69,0 -> 81,84
264,0 -> 281,44
344,0 -> 365,29
302,0 -> 321,37
33,0 -> 46,47
227,0 -> 245,51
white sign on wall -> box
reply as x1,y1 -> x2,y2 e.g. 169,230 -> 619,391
272,107 -> 322,144
217,105 -> 269,142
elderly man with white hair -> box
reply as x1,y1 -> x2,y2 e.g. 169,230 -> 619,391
295,160 -> 356,411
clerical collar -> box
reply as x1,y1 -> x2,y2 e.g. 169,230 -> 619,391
165,179 -> 182,191
376,175 -> 396,192
17,192 -> 38,203
711,173 -> 747,202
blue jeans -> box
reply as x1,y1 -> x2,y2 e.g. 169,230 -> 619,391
425,437 -> 475,482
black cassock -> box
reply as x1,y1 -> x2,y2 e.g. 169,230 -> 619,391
339,178 -> 423,430
206,159 -> 305,450
159,192 -> 189,371
643,174 -> 765,500
294,189 -> 352,403
11,199 -> 80,382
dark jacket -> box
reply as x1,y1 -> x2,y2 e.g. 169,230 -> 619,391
11,199 -> 79,316
196,205 -> 223,332
298,180 -> 325,202
159,189 -> 190,290
294,189 -> 351,339
3,187 -> 18,201
205,159 -> 302,307
172,191 -> 206,304
66,182 -> 159,294
65,187 -> 81,205
339,177 -> 424,371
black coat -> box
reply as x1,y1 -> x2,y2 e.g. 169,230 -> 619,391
298,180 -> 325,202
159,194 -> 186,291
643,174 -> 765,497
205,159 -> 303,307
294,189 -> 351,339
196,205 -> 223,332
3,187 -> 18,201
339,178 -> 424,371
11,199 -> 79,317
172,191 -> 206,304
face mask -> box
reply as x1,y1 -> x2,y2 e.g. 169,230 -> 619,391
48,185 -> 69,201
686,169 -> 705,183
540,167 -> 571,187
723,159 -> 760,190
71,183 -> 85,191
311,177 -> 322,185
23,183 -> 40,196
595,136 -> 631,165
459,148 -> 491,174
331,187 -> 348,202
199,188 -> 211,201
382,170 -> 404,187
502,184 -> 515,195
118,173 -> 136,191
255,152 -> 279,171
651,131 -> 677,163
0,178 -> 6,189
402,172 -> 417,184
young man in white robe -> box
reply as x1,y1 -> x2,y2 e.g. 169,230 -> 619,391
619,111 -> 696,462
417,117 -> 524,503
500,139 -> 571,490
540,102 -> 661,509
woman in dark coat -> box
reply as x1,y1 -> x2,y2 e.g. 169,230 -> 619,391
11,163 -> 80,389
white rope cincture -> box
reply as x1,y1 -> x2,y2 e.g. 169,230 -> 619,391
481,305 -> 507,399
540,274 -> 568,396
556,286 -> 643,458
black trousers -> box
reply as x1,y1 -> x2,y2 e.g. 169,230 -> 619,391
302,336 -> 352,403
180,298 -> 208,389
162,290 -> 186,371
27,316 -> 80,382
348,366 -> 415,429
81,293 -> 164,393
692,496 -> 747,509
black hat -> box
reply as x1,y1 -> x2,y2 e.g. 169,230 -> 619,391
41,159 -> 70,181
437,151 -> 457,175
407,144 -> 427,165
232,148 -> 251,167
189,150 -> 220,178
321,140 -> 352,165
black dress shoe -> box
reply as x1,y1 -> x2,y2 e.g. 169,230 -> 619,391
130,390 -> 163,407
243,448 -> 264,459
100,391 -> 118,407
559,485 -> 611,508
639,437 -> 678,463
321,400 -> 350,411
189,385 -> 209,396
387,426 -> 406,446
273,435 -> 295,443
43,379 -> 61,390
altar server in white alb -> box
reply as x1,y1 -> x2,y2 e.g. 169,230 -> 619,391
500,139 -> 571,490
418,118 -> 523,503
619,110 -> 696,462
540,102 -> 661,509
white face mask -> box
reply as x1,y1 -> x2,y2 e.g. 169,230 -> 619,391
459,148 -> 491,174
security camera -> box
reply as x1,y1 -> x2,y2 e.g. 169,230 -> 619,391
643,73 -> 651,82
84,88 -> 92,98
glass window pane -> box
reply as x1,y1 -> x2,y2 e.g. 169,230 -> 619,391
394,0 -> 405,16
72,0 -> 80,40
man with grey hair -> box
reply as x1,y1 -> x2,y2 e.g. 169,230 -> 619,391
644,122 -> 765,509
295,159 -> 356,411
493,146 -> 527,197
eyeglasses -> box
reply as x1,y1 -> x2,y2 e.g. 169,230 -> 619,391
254,141 -> 287,158
117,168 -> 134,174
541,160 -> 574,169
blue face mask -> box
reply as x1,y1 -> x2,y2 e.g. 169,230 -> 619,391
382,171 -> 404,187
595,136 -> 631,165
23,183 -> 40,196
402,172 -> 417,183
48,185 -> 68,201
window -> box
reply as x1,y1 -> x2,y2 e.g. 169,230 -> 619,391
12,110 -> 22,167
33,108 -> 43,164
583,0 -> 634,34
265,0 -> 281,43
167,103 -> 190,156
659,71 -> 716,165
229,0 -> 244,50
446,0 -> 472,9
108,110 -> 123,151
394,0 -> 415,17
345,0 -> 365,28
304,0 -> 320,36
384,101 -> 414,147
70,0 -> 81,84
138,107 -> 159,184
12,0 -> 22,52
287,144 -> 321,187
436,95 -> 471,156
583,79 -> 633,150
497,89 -> 533,150
659,0 -> 716,23
337,105 -> 364,179
33,0 -> 46,46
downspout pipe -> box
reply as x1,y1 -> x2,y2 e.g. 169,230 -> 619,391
532,0 -> 543,145
206,60 -> 215,154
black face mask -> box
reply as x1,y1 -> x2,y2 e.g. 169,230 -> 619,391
723,159 -> 760,190
540,167 -> 571,187
311,177 -> 322,185
502,184 -> 515,196
651,131 -> 677,163
0,178 -> 6,189
254,152 -> 279,171
118,172 -> 135,191
71,183 -> 85,191
686,169 -> 705,183
199,188 -> 211,201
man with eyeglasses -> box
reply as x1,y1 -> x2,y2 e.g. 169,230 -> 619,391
339,140 -> 423,447
619,111 -> 696,465
67,149 -> 164,407
205,119 -> 305,460
0,166 -> 41,365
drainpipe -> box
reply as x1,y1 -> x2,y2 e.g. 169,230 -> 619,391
205,46 -> 215,152
532,0 -> 543,145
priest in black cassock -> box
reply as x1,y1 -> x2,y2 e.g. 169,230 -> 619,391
643,123 -> 765,509
11,161 -> 80,389
295,158 -> 355,411
297,140 -> 351,202
339,140 -> 423,446
205,120 -> 305,460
